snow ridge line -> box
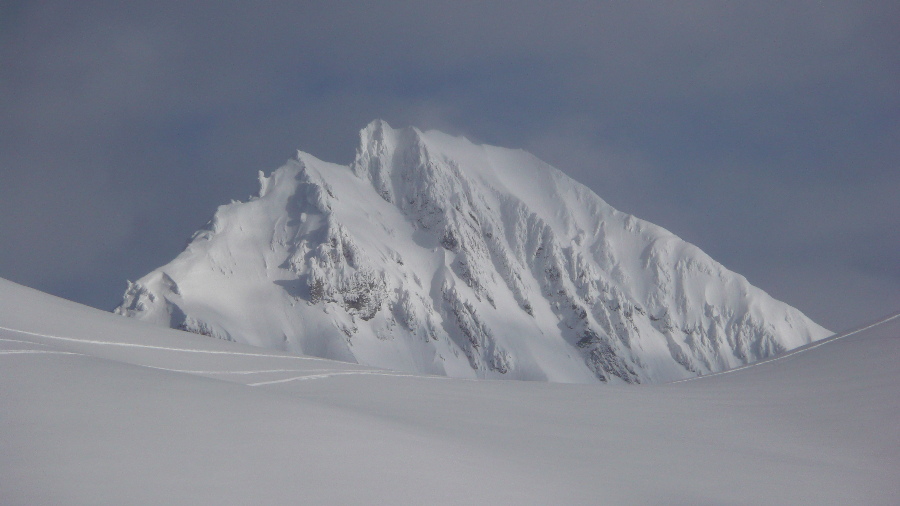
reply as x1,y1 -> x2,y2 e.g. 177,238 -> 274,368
671,313 -> 900,384
0,324 -> 332,362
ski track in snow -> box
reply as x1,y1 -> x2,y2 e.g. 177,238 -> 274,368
0,349 -> 83,356
0,346 -> 384,382
0,324 -> 414,383
4,315 -> 895,387
143,366 -> 343,375
247,370 -> 447,386
0,324 -> 334,362
671,313 -> 900,384
0,337 -> 49,346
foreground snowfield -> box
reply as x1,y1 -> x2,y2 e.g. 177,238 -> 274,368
2,278 -> 897,505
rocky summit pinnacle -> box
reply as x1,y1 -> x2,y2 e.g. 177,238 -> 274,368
116,120 -> 831,383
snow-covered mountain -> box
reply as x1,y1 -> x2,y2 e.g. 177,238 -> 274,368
117,120 -> 830,383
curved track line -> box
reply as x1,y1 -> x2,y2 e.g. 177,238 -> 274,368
0,324 -> 331,362
671,313 -> 900,384
143,366 -> 344,375
0,325 -> 411,381
0,326 -> 492,384
0,338 -> 49,346
0,350 -> 83,356
249,370 -> 445,386
0,346 -> 351,379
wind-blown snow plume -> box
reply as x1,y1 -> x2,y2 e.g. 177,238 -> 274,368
117,120 -> 830,383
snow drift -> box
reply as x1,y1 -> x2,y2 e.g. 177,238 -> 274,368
3,277 -> 897,504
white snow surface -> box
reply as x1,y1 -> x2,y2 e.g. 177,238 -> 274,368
3,278 -> 899,505
117,120 -> 830,383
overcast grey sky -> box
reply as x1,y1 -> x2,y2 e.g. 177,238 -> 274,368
1,1 -> 897,331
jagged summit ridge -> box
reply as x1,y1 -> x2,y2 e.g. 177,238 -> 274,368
117,120 -> 830,383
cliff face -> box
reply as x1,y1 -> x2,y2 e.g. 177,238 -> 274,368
117,120 -> 830,383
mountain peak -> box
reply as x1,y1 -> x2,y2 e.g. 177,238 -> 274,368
352,119 -> 425,181
116,122 -> 830,384
357,119 -> 430,156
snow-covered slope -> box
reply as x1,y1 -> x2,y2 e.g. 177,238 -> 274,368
3,278 -> 897,504
117,120 -> 829,383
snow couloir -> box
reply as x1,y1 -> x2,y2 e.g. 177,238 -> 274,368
116,120 -> 831,383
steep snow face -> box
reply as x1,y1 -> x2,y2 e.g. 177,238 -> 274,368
117,120 -> 830,383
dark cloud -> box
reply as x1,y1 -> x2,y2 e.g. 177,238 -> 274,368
1,1 -> 897,329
